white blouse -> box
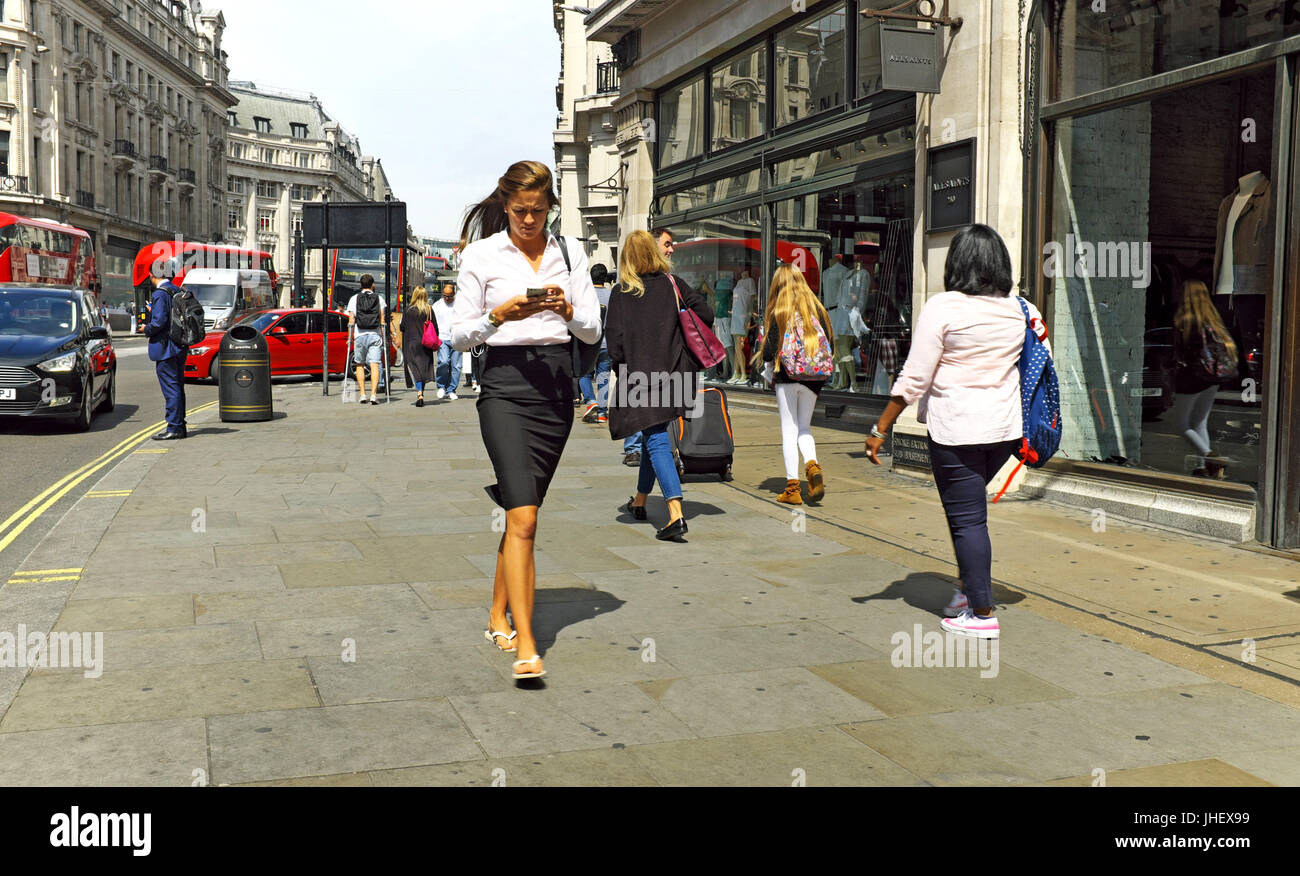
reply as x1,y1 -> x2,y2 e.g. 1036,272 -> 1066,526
450,231 -> 602,349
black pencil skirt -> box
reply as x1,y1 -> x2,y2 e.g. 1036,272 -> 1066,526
477,343 -> 575,510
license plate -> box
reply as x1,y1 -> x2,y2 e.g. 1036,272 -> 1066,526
0,388 -> 14,400
1130,387 -> 1161,398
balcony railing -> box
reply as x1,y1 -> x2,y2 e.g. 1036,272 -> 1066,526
113,139 -> 137,158
596,61 -> 620,95
0,175 -> 29,193
178,168 -> 196,184
75,190 -> 96,209
148,155 -> 170,174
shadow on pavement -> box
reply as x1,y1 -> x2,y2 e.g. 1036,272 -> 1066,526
851,571 -> 1027,616
532,586 -> 626,656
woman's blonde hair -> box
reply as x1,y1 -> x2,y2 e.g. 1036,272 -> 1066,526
409,286 -> 432,320
617,230 -> 672,298
753,264 -> 834,367
1175,279 -> 1237,358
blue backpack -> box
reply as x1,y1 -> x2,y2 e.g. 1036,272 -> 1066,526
994,298 -> 1061,502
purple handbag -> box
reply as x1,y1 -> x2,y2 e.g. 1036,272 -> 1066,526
668,274 -> 727,369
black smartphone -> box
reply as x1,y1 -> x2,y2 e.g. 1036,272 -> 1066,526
526,288 -> 548,299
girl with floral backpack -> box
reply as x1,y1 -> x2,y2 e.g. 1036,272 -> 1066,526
755,264 -> 836,505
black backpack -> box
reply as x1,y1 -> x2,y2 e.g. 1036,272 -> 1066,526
355,290 -> 382,330
168,286 -> 205,348
556,236 -> 601,375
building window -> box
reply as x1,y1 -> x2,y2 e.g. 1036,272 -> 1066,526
227,205 -> 241,230
73,21 -> 82,53
254,116 -> 271,133
227,175 -> 244,194
0,53 -> 8,102
227,110 -> 237,127
0,131 -> 9,176
260,147 -> 277,163
257,209 -> 275,233
657,75 -> 705,169
229,142 -> 243,159
711,43 -> 766,150
256,180 -> 278,198
290,122 -> 307,139
297,152 -> 311,168
292,213 -> 303,235
290,184 -> 315,201
775,4 -> 847,128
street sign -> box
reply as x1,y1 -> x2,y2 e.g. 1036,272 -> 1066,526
879,24 -> 941,94
302,202 -> 407,248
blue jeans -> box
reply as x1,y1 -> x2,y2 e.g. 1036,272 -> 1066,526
436,342 -> 462,393
636,423 -> 682,501
587,351 -> 612,415
927,437 -> 1019,613
624,431 -> 643,454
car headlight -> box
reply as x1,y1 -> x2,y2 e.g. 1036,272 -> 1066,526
191,346 -> 211,356
38,352 -> 79,372
214,317 -> 229,330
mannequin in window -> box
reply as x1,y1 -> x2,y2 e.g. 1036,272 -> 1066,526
830,258 -> 868,391
1213,171 -> 1272,369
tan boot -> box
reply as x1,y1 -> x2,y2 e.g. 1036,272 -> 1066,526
806,461 -> 824,502
777,479 -> 803,504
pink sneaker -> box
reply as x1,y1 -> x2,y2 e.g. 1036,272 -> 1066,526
943,589 -> 968,618
941,609 -> 1000,639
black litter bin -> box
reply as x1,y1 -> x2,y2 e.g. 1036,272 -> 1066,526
218,324 -> 272,422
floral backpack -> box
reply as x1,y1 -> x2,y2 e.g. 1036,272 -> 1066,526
779,311 -> 834,381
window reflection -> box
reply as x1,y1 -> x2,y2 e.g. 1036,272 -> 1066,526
711,45 -> 766,150
659,76 -> 705,168
775,4 -> 847,128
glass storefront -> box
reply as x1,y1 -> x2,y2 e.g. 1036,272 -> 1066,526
1030,0 -> 1299,544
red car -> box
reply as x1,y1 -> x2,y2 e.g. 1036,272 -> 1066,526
185,308 -> 396,383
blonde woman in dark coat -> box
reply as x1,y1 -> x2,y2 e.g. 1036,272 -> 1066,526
399,286 -> 438,406
605,230 -> 714,542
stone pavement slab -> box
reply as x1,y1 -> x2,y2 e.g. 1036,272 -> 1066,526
1,381 -> 1295,786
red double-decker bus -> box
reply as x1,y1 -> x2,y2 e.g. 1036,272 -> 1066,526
131,241 -> 278,289
0,212 -> 99,290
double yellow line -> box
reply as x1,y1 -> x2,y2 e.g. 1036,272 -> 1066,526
0,401 -> 217,556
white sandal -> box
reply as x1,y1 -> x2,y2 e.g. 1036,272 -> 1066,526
484,628 -> 517,652
512,655 -> 546,679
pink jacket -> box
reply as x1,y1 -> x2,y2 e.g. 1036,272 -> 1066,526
890,292 -> 1050,446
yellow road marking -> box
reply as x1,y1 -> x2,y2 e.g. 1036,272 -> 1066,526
0,401 -> 216,556
10,568 -> 82,576
133,449 -> 170,454
7,575 -> 81,584
86,490 -> 133,497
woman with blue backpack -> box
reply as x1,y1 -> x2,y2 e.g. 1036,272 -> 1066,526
756,264 -> 836,505
864,224 -> 1056,640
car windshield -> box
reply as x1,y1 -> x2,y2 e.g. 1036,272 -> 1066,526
235,311 -> 280,333
0,291 -> 79,337
184,283 -> 237,309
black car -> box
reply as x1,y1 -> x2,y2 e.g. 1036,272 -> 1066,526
0,285 -> 116,431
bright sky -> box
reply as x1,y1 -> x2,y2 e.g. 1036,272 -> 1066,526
210,0 -> 560,237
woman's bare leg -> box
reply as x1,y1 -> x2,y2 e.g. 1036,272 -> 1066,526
488,532 -> 511,637
501,506 -> 541,665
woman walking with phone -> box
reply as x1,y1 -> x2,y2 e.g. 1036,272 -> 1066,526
451,160 -> 601,680
604,230 -> 714,542
400,286 -> 437,406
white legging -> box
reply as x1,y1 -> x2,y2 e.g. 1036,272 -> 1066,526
775,382 -> 819,480
1171,386 -> 1217,456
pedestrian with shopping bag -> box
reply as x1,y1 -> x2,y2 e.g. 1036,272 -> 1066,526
400,286 -> 438,406
605,229 -> 715,542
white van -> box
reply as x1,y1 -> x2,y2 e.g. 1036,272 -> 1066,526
182,269 -> 277,331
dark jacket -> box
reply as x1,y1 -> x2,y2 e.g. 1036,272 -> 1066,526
1173,323 -> 1228,395
605,272 -> 714,440
399,305 -> 438,386
146,281 -> 187,361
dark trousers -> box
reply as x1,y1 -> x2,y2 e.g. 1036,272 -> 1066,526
927,437 -> 1019,612
155,354 -> 187,432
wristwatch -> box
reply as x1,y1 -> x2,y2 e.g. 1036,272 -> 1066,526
870,424 -> 886,440
487,310 -> 503,328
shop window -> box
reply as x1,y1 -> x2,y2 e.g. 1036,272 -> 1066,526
1049,0 -> 1300,101
655,170 -> 762,215
711,44 -> 766,150
775,3 -> 847,128
774,173 -> 914,396
657,75 -> 705,169
1043,68 -> 1273,485
771,126 -> 913,190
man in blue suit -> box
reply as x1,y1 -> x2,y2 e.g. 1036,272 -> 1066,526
146,257 -> 189,440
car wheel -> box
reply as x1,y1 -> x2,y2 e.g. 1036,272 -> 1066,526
210,355 -> 220,385
98,368 -> 116,412
72,379 -> 93,432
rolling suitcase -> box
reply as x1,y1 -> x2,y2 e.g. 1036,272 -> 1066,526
670,386 -> 734,481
